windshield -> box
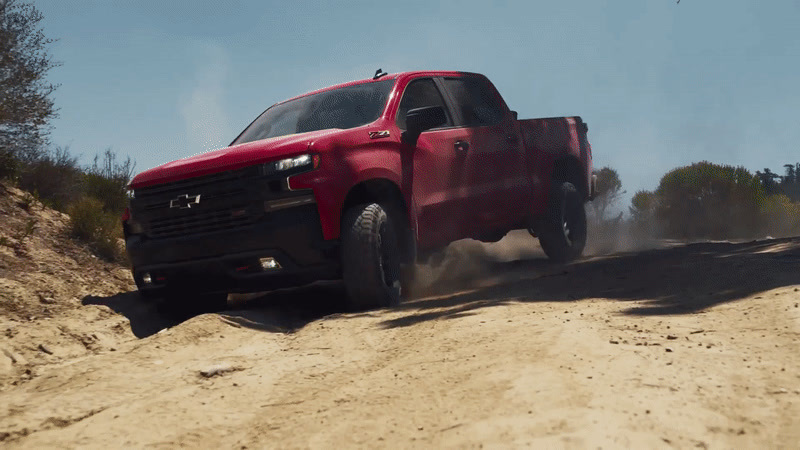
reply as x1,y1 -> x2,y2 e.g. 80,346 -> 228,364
232,79 -> 395,146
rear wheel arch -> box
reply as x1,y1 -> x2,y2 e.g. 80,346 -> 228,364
537,181 -> 588,262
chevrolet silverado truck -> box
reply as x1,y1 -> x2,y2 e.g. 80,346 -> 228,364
123,70 -> 596,312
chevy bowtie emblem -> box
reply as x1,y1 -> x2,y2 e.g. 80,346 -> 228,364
169,194 -> 201,209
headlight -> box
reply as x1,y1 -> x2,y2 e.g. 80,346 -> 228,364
276,154 -> 311,171
264,154 -> 319,175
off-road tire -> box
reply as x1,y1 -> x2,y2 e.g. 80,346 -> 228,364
538,181 -> 587,263
341,203 -> 402,310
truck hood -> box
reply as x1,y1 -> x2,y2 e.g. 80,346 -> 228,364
129,129 -> 340,189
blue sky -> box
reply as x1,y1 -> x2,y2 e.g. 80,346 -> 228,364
36,0 -> 800,208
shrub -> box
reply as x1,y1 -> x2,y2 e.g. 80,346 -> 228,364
590,167 -> 624,223
17,146 -> 82,211
15,218 -> 37,242
654,161 -> 765,239
0,149 -> 19,180
83,149 -> 134,214
629,190 -> 660,236
68,197 -> 124,261
760,194 -> 800,237
631,161 -> 800,240
3,143 -> 134,262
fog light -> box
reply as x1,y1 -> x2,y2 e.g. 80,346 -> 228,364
259,257 -> 281,270
142,272 -> 153,284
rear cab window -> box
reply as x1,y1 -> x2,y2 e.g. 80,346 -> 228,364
442,76 -> 507,127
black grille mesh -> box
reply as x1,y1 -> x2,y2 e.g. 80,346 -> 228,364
134,166 -> 262,239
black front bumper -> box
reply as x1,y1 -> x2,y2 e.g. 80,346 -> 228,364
126,203 -> 340,295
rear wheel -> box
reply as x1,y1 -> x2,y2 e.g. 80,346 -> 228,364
341,203 -> 402,310
537,181 -> 587,262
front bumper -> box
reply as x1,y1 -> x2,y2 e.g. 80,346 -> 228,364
126,203 -> 340,295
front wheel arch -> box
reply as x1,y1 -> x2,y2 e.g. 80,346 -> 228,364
341,178 -> 416,266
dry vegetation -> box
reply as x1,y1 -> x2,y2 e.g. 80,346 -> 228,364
2,148 -> 133,263
587,162 -> 800,257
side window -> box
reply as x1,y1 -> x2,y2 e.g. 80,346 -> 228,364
396,78 -> 452,130
442,77 -> 506,127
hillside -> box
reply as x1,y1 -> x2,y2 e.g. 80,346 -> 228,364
1,181 -> 799,448
0,182 -> 135,387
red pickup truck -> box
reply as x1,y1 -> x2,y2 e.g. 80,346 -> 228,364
123,70 -> 596,312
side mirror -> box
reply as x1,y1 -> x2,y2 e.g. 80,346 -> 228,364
402,106 -> 447,145
511,110 -> 518,120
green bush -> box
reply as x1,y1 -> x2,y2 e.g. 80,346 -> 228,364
84,149 -> 134,214
82,172 -> 129,214
629,190 -> 659,235
653,161 -> 766,239
3,144 -> 133,262
760,194 -> 800,237
68,197 -> 124,262
632,161 -> 800,240
17,146 -> 82,211
0,149 -> 19,180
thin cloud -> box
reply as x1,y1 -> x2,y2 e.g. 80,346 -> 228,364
179,43 -> 232,155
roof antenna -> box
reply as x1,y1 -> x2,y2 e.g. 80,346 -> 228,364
373,68 -> 388,80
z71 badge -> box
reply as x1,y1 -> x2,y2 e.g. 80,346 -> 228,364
369,130 -> 390,139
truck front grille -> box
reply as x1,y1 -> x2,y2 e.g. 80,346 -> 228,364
132,166 -> 265,239
146,206 -> 257,239
135,166 -> 260,200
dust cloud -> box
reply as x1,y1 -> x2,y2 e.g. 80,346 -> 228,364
408,198 -> 791,298
409,212 -> 667,298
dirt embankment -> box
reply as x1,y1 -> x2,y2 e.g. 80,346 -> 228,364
0,184 -> 135,387
1,183 -> 799,448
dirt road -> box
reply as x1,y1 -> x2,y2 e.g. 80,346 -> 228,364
1,230 -> 799,448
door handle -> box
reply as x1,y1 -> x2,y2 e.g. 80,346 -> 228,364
454,140 -> 469,152
506,135 -> 519,144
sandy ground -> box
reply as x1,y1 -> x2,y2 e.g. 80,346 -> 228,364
1,185 -> 799,448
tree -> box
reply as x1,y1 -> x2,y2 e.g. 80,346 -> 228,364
784,164 -> 796,185
755,168 -> 782,195
629,190 -> 656,220
0,0 -> 60,167
590,166 -> 625,223
780,162 -> 800,202
654,161 -> 767,239
628,189 -> 657,234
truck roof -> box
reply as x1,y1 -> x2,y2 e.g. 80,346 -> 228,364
279,70 -> 484,105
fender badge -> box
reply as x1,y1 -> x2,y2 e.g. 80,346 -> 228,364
369,130 -> 390,139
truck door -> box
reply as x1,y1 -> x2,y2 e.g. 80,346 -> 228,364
439,76 -> 531,231
395,77 -> 483,249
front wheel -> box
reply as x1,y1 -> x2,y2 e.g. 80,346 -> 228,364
537,181 -> 587,263
341,203 -> 402,310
